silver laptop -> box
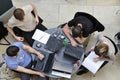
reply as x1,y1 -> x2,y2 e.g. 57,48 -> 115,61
52,60 -> 73,74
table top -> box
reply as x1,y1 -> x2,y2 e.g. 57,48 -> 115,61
32,28 -> 84,78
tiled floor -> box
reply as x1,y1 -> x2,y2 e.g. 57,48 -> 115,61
0,0 -> 120,80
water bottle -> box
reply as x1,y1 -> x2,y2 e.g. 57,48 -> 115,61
63,38 -> 69,46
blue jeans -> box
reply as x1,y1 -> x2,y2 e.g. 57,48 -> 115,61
19,61 -> 32,80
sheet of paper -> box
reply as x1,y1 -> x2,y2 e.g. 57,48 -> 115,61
82,51 -> 104,74
32,29 -> 50,44
51,70 -> 71,79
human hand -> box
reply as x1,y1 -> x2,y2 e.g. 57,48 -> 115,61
71,40 -> 78,47
15,36 -> 24,42
35,17 -> 39,25
74,60 -> 80,67
37,71 -> 45,77
90,46 -> 94,51
94,57 -> 100,62
37,52 -> 44,61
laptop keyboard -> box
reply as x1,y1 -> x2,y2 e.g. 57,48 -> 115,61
33,50 -> 54,73
34,59 -> 44,71
44,34 -> 65,52
64,44 -> 84,60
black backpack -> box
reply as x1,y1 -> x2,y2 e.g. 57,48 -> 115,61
0,22 -> 11,45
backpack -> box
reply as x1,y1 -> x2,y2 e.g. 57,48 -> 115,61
0,22 -> 11,45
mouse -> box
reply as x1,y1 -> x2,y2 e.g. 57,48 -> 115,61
36,43 -> 41,48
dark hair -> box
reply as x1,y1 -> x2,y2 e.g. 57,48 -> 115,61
6,46 -> 19,57
94,42 -> 109,58
13,8 -> 25,21
72,25 -> 82,38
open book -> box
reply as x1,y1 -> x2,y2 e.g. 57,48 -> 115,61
82,51 -> 105,74
32,29 -> 50,44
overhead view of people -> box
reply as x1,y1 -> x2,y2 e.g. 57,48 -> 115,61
62,12 -> 105,47
6,3 -> 47,46
0,0 -> 120,80
5,42 -> 45,80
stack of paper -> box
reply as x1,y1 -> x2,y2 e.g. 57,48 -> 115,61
32,29 -> 50,44
82,51 -> 104,74
51,70 -> 71,79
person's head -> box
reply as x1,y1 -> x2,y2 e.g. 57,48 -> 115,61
6,46 -> 19,57
94,42 -> 109,58
13,8 -> 25,21
72,25 -> 83,38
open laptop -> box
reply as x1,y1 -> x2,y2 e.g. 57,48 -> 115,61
51,60 -> 73,78
44,35 -> 64,52
64,43 -> 84,60
52,60 -> 73,73
32,50 -> 54,73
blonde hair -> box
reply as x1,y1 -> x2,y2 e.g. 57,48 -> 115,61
94,42 -> 109,58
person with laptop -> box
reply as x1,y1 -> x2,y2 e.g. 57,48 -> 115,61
5,3 -> 47,46
5,42 -> 45,80
62,12 -> 105,47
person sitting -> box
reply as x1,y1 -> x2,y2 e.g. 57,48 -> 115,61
62,12 -> 105,47
5,42 -> 45,80
76,35 -> 118,75
5,3 -> 47,46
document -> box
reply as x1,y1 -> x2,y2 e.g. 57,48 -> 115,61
82,51 -> 104,74
32,29 -> 50,44
51,70 -> 71,79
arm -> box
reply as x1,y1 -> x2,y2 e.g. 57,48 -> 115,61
17,66 -> 45,77
23,44 -> 44,60
6,26 -> 24,41
62,24 -> 78,47
30,3 -> 39,25
76,37 -> 87,44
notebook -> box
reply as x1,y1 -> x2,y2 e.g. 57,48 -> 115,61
64,44 -> 84,60
32,50 -> 54,73
82,51 -> 104,74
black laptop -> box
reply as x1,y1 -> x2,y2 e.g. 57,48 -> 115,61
64,43 -> 84,60
32,50 -> 55,73
44,34 -> 64,52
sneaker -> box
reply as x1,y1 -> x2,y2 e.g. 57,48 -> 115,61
0,62 -> 5,67
76,69 -> 88,75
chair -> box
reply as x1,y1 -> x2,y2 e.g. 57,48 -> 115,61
73,12 -> 105,48
0,0 -> 15,45
74,12 -> 105,33
0,0 -> 16,24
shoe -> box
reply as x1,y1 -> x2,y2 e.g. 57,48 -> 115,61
0,62 -> 5,67
76,69 -> 88,75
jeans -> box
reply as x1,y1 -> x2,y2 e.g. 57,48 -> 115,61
19,61 -> 32,80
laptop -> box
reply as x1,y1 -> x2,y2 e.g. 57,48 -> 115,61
44,35 -> 64,52
51,60 -> 73,78
52,60 -> 73,74
32,50 -> 54,73
64,43 -> 84,60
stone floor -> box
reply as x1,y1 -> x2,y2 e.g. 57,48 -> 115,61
0,0 -> 120,80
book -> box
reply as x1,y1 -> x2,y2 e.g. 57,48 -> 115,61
32,29 -> 50,44
82,51 -> 104,74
